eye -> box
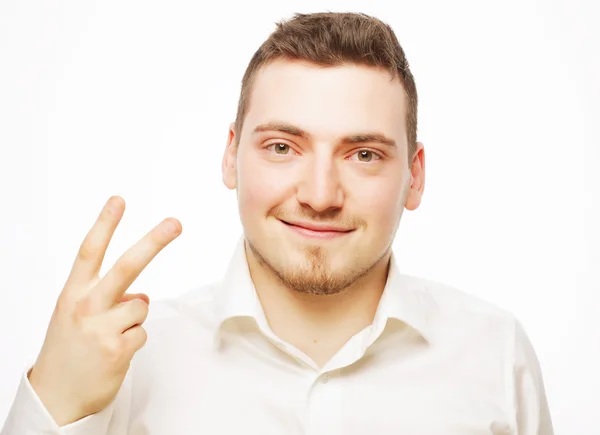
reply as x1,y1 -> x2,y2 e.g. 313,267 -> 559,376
267,143 -> 293,155
350,149 -> 381,162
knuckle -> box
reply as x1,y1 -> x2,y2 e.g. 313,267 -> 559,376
77,238 -> 100,262
103,337 -> 126,360
128,299 -> 149,322
132,297 -> 149,312
136,326 -> 148,346
117,327 -> 147,357
132,326 -> 148,349
114,256 -> 136,277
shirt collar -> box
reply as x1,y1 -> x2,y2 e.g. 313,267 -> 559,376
213,237 -> 436,343
213,237 -> 261,329
375,252 -> 436,342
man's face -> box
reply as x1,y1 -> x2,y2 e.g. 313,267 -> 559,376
223,59 -> 424,295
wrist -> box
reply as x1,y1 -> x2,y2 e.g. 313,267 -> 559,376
28,366 -> 87,426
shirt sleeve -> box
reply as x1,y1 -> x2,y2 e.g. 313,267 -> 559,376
513,319 -> 554,435
0,367 -> 130,435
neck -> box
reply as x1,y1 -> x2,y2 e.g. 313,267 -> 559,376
245,241 -> 391,367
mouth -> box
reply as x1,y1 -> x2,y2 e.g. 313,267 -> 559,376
278,219 -> 355,240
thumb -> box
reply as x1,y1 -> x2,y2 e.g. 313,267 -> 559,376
119,292 -> 150,305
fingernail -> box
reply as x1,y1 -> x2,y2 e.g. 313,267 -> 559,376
164,219 -> 179,234
107,196 -> 124,213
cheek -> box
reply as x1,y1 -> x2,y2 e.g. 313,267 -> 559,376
353,177 -> 406,231
237,153 -> 290,218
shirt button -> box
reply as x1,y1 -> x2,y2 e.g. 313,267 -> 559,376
321,374 -> 329,384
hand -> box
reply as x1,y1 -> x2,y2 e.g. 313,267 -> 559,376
28,196 -> 182,426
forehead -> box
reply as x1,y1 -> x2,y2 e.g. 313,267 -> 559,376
242,59 -> 407,144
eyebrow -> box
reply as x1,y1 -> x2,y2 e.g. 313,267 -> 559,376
252,122 -> 397,148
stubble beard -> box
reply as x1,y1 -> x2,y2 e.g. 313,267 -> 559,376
247,238 -> 389,296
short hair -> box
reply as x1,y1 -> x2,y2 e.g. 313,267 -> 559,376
234,12 -> 418,158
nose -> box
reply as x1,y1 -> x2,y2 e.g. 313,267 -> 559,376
295,155 -> 344,212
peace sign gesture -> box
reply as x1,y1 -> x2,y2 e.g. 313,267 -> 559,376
28,196 -> 181,426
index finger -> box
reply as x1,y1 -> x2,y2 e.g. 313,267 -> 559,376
89,217 -> 182,311
64,196 -> 126,293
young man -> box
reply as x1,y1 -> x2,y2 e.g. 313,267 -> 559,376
2,12 -> 553,435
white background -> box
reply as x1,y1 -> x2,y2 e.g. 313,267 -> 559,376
0,0 -> 598,433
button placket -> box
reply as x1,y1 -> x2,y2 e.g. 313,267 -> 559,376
306,370 -> 343,435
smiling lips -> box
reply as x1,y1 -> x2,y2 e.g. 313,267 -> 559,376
279,219 -> 354,239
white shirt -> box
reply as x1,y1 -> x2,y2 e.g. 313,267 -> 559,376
2,239 -> 553,435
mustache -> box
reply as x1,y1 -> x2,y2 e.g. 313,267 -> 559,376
269,205 -> 366,229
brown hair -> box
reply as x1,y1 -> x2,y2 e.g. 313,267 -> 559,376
234,12 -> 419,159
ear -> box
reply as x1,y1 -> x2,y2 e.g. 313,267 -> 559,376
405,141 -> 425,211
222,122 -> 238,190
